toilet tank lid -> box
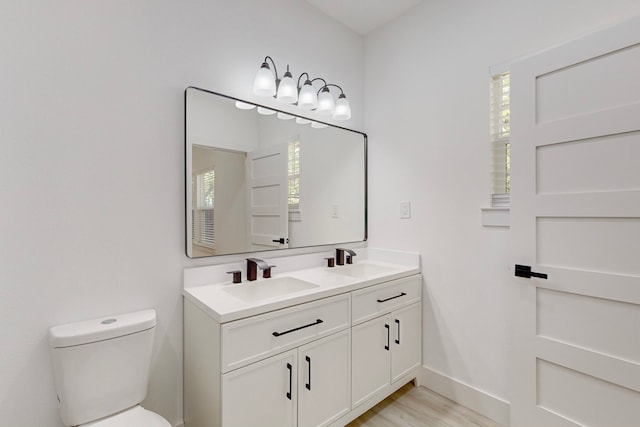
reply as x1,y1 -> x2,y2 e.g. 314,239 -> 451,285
49,309 -> 156,348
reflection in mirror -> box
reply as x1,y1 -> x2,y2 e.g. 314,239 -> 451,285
185,87 -> 367,258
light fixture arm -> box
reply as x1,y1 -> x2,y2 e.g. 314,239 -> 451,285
311,78 -> 328,94
297,72 -> 311,89
320,83 -> 345,96
263,56 -> 279,80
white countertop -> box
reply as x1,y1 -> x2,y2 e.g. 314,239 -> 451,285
184,251 -> 420,323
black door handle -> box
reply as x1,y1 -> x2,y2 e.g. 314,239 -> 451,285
273,238 -> 285,244
515,264 -> 548,279
286,363 -> 292,400
384,323 -> 390,351
305,356 -> 311,390
395,319 -> 400,344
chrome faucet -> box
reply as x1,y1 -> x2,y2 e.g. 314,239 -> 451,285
246,258 -> 275,281
335,248 -> 357,266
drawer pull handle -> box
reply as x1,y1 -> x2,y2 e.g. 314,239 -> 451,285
384,323 -> 390,351
286,363 -> 292,400
377,292 -> 407,303
273,319 -> 324,337
305,356 -> 312,390
395,319 -> 401,344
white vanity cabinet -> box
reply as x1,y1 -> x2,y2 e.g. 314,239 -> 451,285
350,275 -> 422,409
221,330 -> 350,427
184,267 -> 422,427
184,293 -> 351,427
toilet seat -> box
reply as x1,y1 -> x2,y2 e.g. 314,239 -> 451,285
81,405 -> 171,427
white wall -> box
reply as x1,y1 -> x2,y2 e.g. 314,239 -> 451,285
0,1 -> 363,426
257,117 -> 366,247
364,0 -> 640,407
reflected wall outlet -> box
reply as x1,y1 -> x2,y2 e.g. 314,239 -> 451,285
400,201 -> 411,219
331,204 -> 340,218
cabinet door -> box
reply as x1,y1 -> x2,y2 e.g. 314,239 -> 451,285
391,303 -> 422,383
298,330 -> 351,427
351,315 -> 390,408
222,349 -> 297,427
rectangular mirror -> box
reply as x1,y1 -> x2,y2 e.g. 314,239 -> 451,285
185,87 -> 367,258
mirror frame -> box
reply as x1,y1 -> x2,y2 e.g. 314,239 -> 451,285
184,86 -> 368,258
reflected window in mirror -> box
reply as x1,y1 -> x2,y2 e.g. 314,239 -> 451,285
288,139 -> 300,213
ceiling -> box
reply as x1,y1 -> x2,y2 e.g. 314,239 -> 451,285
305,0 -> 423,35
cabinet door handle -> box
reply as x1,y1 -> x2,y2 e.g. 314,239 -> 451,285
273,319 -> 323,337
286,363 -> 292,400
305,356 -> 312,390
377,292 -> 407,303
384,323 -> 390,351
395,319 -> 401,344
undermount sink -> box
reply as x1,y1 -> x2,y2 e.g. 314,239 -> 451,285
330,263 -> 395,278
223,276 -> 319,302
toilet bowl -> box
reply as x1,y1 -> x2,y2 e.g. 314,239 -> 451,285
82,405 -> 170,427
49,309 -> 171,427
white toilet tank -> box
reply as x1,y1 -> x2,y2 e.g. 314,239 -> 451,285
49,309 -> 156,427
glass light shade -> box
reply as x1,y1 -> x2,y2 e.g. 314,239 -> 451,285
297,81 -> 318,110
276,72 -> 298,104
315,88 -> 335,115
296,117 -> 311,125
253,63 -> 276,97
332,94 -> 351,120
257,107 -> 276,115
277,112 -> 294,120
311,122 -> 328,129
235,100 -> 256,110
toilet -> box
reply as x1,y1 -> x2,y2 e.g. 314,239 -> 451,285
49,309 -> 171,427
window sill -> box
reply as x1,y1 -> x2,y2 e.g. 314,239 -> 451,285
481,207 -> 510,227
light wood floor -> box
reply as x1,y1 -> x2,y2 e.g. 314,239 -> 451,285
347,383 -> 504,427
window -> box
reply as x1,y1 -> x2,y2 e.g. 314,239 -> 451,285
288,140 -> 300,211
490,71 -> 510,207
194,169 -> 215,247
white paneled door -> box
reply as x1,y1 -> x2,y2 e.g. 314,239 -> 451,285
247,143 -> 289,251
510,16 -> 640,427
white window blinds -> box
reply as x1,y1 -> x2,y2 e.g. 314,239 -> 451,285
490,72 -> 510,207
288,140 -> 300,211
194,170 -> 215,247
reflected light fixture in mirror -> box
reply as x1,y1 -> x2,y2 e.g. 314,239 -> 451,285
252,56 -> 351,121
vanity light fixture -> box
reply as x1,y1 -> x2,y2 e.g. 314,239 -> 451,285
252,56 -> 351,121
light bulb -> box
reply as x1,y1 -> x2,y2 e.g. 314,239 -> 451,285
316,87 -> 335,115
332,94 -> 351,120
276,67 -> 298,104
235,101 -> 256,110
296,117 -> 311,125
253,62 -> 276,97
257,107 -> 276,115
297,80 -> 317,110
311,122 -> 328,129
277,112 -> 294,120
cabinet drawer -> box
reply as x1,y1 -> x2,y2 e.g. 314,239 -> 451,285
221,294 -> 350,373
351,275 -> 421,325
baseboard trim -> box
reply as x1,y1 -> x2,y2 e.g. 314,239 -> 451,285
418,366 -> 510,426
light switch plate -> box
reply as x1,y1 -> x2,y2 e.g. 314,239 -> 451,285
331,204 -> 340,218
400,201 -> 411,219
